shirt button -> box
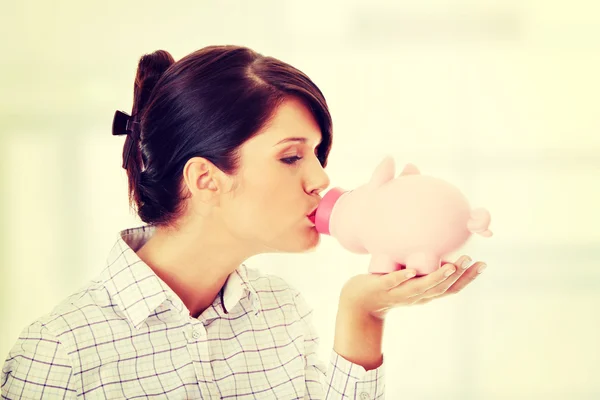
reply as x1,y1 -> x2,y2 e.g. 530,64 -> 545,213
192,330 -> 200,339
359,393 -> 371,400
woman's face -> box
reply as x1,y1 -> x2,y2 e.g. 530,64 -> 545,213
220,97 -> 330,254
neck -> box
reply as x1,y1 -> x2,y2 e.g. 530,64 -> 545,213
135,217 -> 254,318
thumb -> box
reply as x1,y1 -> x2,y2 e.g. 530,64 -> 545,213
380,269 -> 417,290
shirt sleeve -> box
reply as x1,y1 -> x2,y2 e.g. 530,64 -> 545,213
293,290 -> 386,400
1,321 -> 78,399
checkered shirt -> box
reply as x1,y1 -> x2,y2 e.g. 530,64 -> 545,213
2,226 -> 385,399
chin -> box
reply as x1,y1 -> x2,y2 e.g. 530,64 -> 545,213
296,226 -> 321,252
279,226 -> 321,253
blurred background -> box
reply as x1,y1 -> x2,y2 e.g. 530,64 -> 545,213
1,0 -> 599,399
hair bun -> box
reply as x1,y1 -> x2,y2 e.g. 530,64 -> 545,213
134,50 -> 175,112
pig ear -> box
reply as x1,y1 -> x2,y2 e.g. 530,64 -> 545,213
399,163 -> 420,177
368,156 -> 395,188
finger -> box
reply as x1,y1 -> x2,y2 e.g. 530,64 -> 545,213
455,255 -> 475,271
441,255 -> 473,270
380,268 -> 418,290
396,263 -> 457,298
441,261 -> 487,296
414,297 -> 434,306
418,255 -> 473,298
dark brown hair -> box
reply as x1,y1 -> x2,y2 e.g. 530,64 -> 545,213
123,45 -> 333,226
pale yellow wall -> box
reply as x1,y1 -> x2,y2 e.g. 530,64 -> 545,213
1,1 -> 598,398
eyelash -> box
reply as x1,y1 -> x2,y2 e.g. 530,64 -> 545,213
280,156 -> 303,165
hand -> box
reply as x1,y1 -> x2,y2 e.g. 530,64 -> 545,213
339,255 -> 488,320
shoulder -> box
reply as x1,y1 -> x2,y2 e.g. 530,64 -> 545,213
1,318 -> 78,398
35,278 -> 116,339
5,276 -> 119,362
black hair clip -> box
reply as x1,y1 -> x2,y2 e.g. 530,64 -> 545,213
112,110 -> 139,136
112,110 -> 140,169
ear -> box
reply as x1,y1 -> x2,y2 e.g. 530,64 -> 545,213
183,157 -> 220,200
368,155 -> 396,188
399,163 -> 420,177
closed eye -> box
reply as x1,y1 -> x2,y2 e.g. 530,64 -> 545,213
280,156 -> 303,165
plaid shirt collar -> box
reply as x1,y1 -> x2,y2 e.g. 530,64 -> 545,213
100,225 -> 261,329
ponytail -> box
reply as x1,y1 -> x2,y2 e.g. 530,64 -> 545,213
113,50 -> 175,221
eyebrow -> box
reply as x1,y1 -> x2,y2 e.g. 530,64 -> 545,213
274,137 -> 322,147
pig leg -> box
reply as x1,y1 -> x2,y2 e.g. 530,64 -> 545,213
405,252 -> 441,276
368,254 -> 400,274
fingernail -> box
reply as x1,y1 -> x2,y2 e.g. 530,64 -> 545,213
444,266 -> 456,277
405,270 -> 416,278
477,264 -> 487,273
461,257 -> 472,269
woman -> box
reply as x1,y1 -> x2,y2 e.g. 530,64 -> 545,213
1,45 -> 487,399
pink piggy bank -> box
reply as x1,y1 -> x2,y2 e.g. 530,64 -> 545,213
314,156 -> 493,276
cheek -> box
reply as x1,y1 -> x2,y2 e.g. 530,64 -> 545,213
246,175 -> 296,214
222,188 -> 280,232
242,194 -> 300,237
251,193 -> 295,226
225,169 -> 300,231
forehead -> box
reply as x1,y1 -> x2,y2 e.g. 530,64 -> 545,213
255,97 -> 323,146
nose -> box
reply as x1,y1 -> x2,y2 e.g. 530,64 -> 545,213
306,161 -> 330,196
